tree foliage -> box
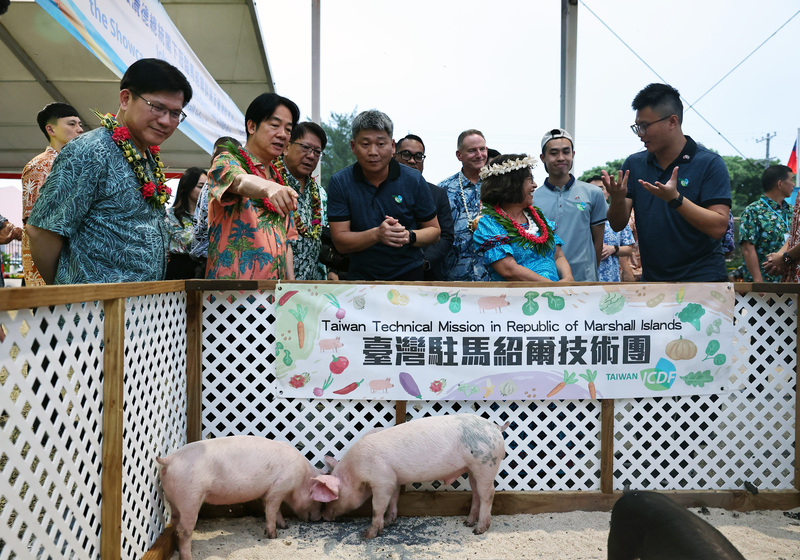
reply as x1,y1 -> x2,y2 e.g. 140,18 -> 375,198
320,109 -> 357,186
722,155 -> 777,216
577,159 -> 625,183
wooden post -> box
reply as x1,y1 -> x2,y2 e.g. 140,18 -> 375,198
600,399 -> 615,494
100,298 -> 125,558
186,289 -> 203,443
395,401 -> 407,425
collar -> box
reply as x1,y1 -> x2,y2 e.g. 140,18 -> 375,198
45,145 -> 59,156
353,158 -> 401,186
647,135 -> 698,168
459,168 -> 481,186
543,174 -> 575,192
761,195 -> 789,210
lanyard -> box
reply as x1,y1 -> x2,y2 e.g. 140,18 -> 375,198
760,197 -> 789,229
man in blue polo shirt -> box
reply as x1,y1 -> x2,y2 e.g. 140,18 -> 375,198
327,110 -> 440,280
604,83 -> 731,282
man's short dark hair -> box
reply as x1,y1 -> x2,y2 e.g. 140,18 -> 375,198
632,83 -> 683,124
36,102 -> 80,141
588,175 -> 603,183
396,134 -> 425,152
244,93 -> 300,139
762,164 -> 793,192
291,121 -> 328,150
457,129 -> 484,150
351,110 -> 393,139
480,154 -> 532,206
120,58 -> 193,106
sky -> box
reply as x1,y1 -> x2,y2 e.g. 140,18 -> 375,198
257,0 -> 800,186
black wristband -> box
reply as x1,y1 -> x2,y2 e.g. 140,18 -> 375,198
613,245 -> 619,255
407,230 -> 417,246
668,193 -> 684,209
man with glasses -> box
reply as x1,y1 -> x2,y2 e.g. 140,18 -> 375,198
27,58 -> 192,284
604,83 -> 731,282
393,134 -> 454,280
534,128 -> 607,281
280,121 -> 334,280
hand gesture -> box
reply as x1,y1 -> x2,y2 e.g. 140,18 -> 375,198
263,182 -> 298,216
377,215 -> 408,247
601,169 -> 629,200
640,166 -> 679,202
762,252 -> 786,276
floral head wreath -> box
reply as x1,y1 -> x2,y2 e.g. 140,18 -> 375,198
479,155 -> 538,181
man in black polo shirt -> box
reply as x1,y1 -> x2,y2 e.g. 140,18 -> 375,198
604,83 -> 731,282
327,110 -> 440,280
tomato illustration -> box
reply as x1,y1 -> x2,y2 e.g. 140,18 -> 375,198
330,355 -> 350,374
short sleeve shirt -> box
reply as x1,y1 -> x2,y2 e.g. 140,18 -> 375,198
205,147 -> 297,280
21,146 -> 58,286
327,159 -> 436,280
27,127 -> 169,284
622,136 -> 731,282
784,193 -> 800,283
598,222 -> 635,282
738,197 -> 791,282
533,176 -> 607,281
438,171 -> 489,281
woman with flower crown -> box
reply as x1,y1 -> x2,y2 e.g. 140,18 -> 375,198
473,154 -> 573,282
205,93 -> 301,280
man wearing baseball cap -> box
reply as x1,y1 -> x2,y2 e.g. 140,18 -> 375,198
533,128 -> 607,281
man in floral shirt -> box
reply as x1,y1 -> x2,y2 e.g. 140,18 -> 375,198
738,165 -> 794,282
27,59 -> 191,284
21,102 -> 83,286
205,93 -> 300,280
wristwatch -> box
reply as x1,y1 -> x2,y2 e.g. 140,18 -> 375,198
613,245 -> 620,255
784,252 -> 796,265
668,193 -> 684,209
407,230 -> 417,246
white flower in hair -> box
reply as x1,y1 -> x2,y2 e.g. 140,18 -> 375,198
479,155 -> 538,180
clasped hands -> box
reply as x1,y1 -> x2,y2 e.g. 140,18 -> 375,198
377,216 -> 411,248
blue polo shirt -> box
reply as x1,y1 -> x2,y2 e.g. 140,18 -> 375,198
622,136 -> 731,282
327,159 -> 437,280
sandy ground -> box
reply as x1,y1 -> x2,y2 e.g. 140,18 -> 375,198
171,508 -> 800,559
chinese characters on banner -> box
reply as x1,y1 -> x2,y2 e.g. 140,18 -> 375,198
35,0 -> 245,152
274,284 -> 735,401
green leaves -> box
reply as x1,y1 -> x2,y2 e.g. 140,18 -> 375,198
681,370 -> 714,387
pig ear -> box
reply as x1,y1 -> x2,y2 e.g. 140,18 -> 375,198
311,475 -> 340,502
324,455 -> 338,470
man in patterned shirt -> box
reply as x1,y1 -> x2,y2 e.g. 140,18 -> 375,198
280,121 -> 334,280
21,103 -> 83,286
27,59 -> 192,284
438,129 -> 490,281
742,165 -> 794,282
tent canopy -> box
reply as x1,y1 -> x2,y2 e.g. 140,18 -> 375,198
0,0 -> 274,174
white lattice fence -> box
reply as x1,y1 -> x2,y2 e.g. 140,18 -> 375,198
614,292 -> 797,490
0,303 -> 105,560
121,294 -> 188,559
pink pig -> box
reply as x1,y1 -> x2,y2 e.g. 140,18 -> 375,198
319,337 -> 343,351
369,378 -> 394,393
157,436 -> 323,560
311,414 -> 508,539
477,294 -> 510,313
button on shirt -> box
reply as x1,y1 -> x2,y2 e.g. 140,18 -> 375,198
533,176 -> 607,282
738,196 -> 791,282
438,171 -> 489,281
27,127 -> 169,284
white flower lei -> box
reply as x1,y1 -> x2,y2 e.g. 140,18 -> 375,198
479,155 -> 538,180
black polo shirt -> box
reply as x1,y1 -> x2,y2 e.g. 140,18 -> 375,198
327,159 -> 437,280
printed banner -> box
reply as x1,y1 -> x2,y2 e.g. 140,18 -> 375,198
274,283 -> 735,401
36,0 -> 246,153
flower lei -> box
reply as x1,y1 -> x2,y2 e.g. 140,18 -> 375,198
221,140 -> 281,215
274,157 -> 322,239
94,110 -> 170,209
482,204 -> 555,256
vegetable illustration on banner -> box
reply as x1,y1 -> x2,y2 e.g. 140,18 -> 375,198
274,283 -> 736,401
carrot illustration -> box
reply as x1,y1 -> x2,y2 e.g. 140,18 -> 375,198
547,370 -> 578,398
332,379 -> 365,395
288,304 -> 308,348
579,369 -> 598,399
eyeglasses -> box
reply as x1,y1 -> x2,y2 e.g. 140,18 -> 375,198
291,142 -> 324,157
630,115 -> 671,136
133,92 -> 187,123
396,150 -> 426,163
